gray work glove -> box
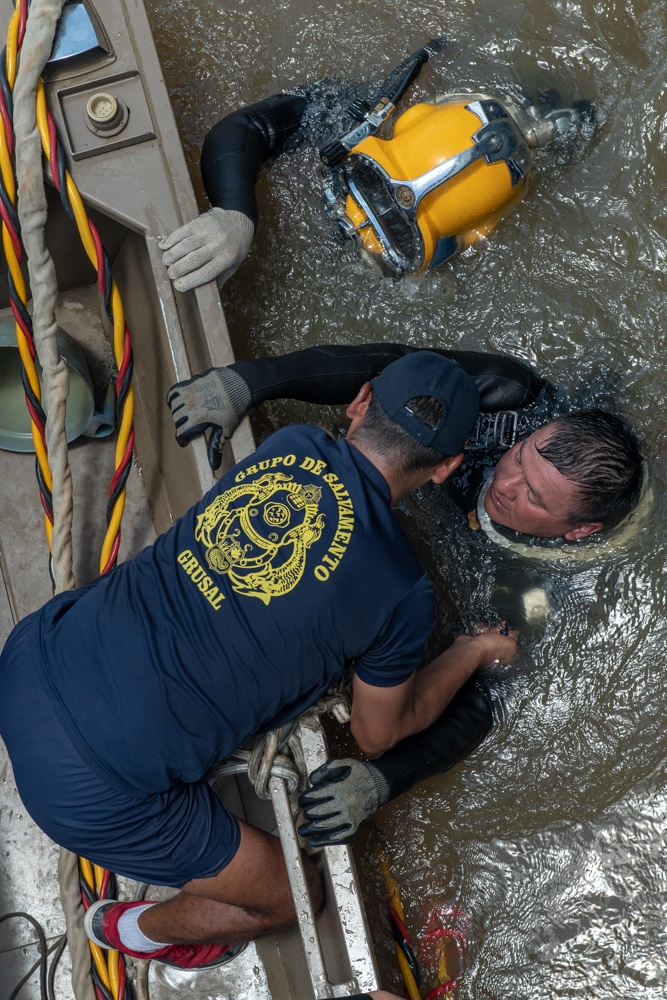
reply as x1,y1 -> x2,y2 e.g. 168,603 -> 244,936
166,367 -> 251,470
297,757 -> 390,847
159,207 -> 254,291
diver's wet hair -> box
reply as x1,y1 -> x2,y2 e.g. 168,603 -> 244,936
537,410 -> 643,526
354,394 -> 451,475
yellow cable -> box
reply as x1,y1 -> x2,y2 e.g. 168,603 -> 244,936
108,948 -> 120,996
88,941 -> 112,993
79,857 -> 95,894
436,942 -> 449,987
100,492 -> 126,570
110,285 -> 126,363
5,5 -> 19,89
2,233 -> 27,305
378,850 -> 422,1000
2,228 -> 27,302
0,123 -> 16,200
93,864 -> 106,894
397,949 -> 423,1000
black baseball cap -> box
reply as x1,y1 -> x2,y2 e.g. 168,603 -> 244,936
370,352 -> 480,455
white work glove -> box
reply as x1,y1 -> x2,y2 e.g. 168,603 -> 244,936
159,207 -> 254,291
297,757 -> 390,846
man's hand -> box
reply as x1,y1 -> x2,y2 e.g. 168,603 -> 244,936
454,622 -> 521,676
166,367 -> 251,469
297,758 -> 390,846
159,207 -> 254,291
350,621 -> 521,755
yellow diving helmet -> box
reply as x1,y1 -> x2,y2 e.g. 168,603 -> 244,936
320,43 -> 592,276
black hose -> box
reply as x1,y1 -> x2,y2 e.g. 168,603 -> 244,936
371,38 -> 446,109
320,39 -> 447,165
0,912 -> 54,1000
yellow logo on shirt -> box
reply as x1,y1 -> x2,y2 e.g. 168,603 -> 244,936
193,472 -> 325,605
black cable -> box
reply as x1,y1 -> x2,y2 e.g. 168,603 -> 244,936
92,964 -> 115,1000
47,933 -> 67,1000
0,912 -> 48,1000
8,939 -> 63,1000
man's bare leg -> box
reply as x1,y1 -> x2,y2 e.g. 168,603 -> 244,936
139,819 -> 323,945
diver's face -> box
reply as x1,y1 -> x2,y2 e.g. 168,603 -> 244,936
484,426 -> 598,540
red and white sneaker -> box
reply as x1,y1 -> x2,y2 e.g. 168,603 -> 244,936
84,899 -> 246,969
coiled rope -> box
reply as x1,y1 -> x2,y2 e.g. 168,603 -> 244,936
209,682 -> 351,800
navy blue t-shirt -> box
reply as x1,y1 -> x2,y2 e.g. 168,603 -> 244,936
33,426 -> 433,794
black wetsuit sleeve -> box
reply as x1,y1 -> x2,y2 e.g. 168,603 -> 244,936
230,343 -> 547,412
201,94 -> 309,227
372,678 -> 493,801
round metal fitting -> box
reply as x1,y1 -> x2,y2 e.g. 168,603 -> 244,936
85,92 -> 129,136
396,185 -> 415,208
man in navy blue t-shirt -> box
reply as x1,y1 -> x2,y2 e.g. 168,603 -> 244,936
0,352 -> 519,972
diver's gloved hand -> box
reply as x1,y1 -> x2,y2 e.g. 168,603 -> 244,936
166,367 -> 252,469
298,757 -> 390,847
159,207 -> 254,291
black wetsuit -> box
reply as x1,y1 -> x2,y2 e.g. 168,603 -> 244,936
229,341 -> 546,412
202,95 -> 310,229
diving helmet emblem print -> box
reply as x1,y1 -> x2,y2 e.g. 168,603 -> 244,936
194,472 -> 325,604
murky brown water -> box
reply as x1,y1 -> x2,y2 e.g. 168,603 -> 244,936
146,1 -> 667,996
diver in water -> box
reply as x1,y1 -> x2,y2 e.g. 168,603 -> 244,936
159,40 -> 594,289
166,342 -> 642,543
165,343 -> 643,847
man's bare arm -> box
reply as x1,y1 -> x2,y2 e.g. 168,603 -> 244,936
350,628 -> 519,755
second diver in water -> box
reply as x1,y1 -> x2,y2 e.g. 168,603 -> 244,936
159,40 -> 595,287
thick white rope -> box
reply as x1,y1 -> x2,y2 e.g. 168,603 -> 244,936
13,0 -> 75,595
209,681 -> 351,801
13,5 -> 95,999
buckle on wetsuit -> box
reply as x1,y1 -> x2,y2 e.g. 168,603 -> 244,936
469,410 -> 518,451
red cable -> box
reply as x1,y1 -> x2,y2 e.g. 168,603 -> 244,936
99,869 -> 111,898
0,93 -> 14,158
422,926 -> 469,949
47,114 -> 59,190
38,489 -> 54,523
117,955 -> 126,998
423,982 -> 458,1000
17,0 -> 27,47
25,396 -> 45,437
0,199 -> 21,257
89,218 -> 106,294
108,428 -> 135,496
389,903 -> 413,947
10,302 -> 36,358
101,533 -> 121,576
